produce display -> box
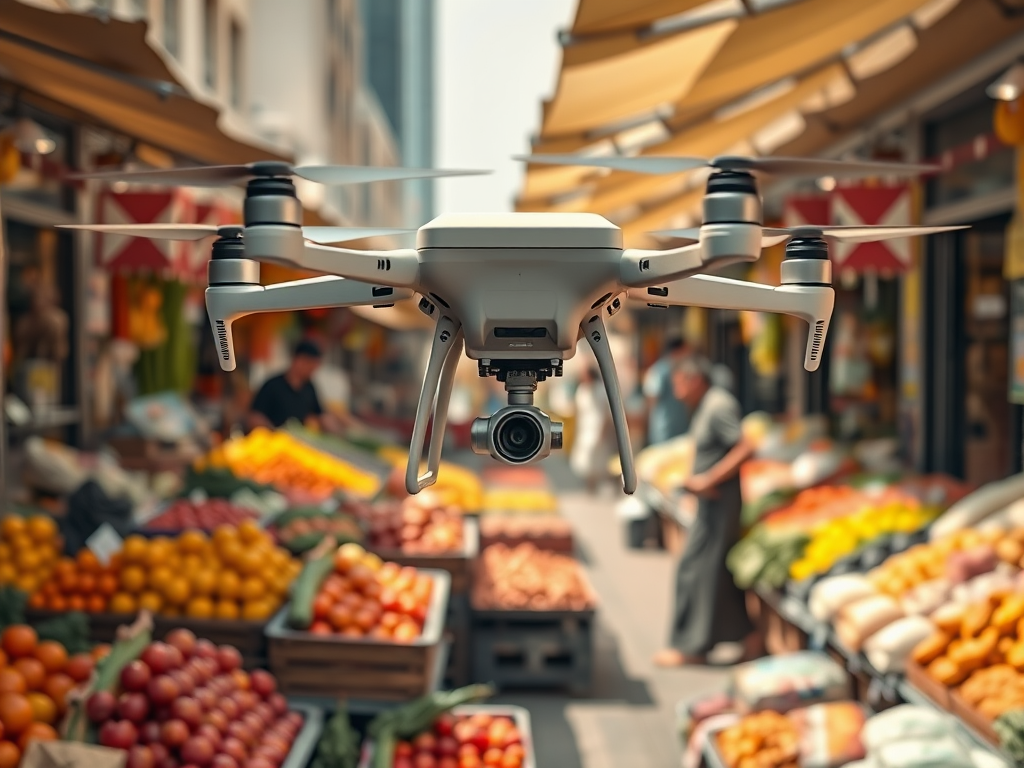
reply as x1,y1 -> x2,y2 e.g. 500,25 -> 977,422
478,490 -> 557,516
289,542 -> 434,641
84,628 -> 305,767
198,428 -> 383,499
0,624 -> 99,765
143,498 -> 259,532
380,449 -> 484,513
381,709 -> 526,768
0,515 -> 62,596
472,543 -> 595,612
478,516 -> 573,553
31,523 -> 301,621
714,710 -> 798,768
366,495 -> 464,555
268,507 -> 365,555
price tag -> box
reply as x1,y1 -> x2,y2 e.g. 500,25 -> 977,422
188,488 -> 209,504
86,523 -> 123,567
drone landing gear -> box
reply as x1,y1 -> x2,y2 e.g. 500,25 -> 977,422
406,315 -> 464,494
582,312 -> 637,495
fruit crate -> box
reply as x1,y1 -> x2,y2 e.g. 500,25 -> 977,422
266,569 -> 451,701
478,516 -> 574,554
370,517 -> 479,596
282,703 -> 326,768
25,610 -> 271,669
443,593 -> 472,688
470,604 -> 595,696
356,704 -> 537,768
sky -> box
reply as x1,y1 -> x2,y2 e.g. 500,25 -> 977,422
434,0 -> 576,214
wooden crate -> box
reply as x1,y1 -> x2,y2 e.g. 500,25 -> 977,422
470,605 -> 595,696
266,569 -> 451,701
904,659 -> 953,712
478,517 -> 574,554
25,610 -> 270,669
950,690 -> 1000,746
443,594 -> 471,688
370,518 -> 478,596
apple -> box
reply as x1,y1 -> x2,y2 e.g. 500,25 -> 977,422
171,697 -> 203,730
142,643 -> 179,676
194,723 -> 222,749
194,639 -> 217,660
166,629 -> 198,659
171,669 -> 197,697
100,719 -> 139,750
86,690 -> 117,723
119,692 -> 151,724
140,721 -> 163,745
249,670 -> 276,699
180,735 -> 215,766
160,718 -> 190,748
216,646 -> 242,674
211,757 -> 239,768
414,754 -> 437,768
220,736 -> 248,762
437,737 -> 459,758
122,661 -> 154,693
127,744 -> 156,768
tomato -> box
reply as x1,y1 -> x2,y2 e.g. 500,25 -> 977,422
0,742 -> 19,768
312,593 -> 334,621
0,627 -> 36,660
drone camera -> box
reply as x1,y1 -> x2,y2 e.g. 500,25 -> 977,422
471,405 -> 563,465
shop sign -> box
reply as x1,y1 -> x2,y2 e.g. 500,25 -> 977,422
96,190 -> 195,273
830,185 -> 913,273
1010,280 -> 1024,404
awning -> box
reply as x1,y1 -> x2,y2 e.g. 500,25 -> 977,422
570,0 -> 713,36
542,18 -> 737,137
0,0 -> 289,165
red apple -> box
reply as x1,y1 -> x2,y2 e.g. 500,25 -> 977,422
142,643 -> 178,676
119,692 -> 151,724
171,669 -> 197,697
166,629 -> 198,659
122,660 -> 153,693
220,736 -> 248,762
195,639 -> 217,660
219,697 -> 239,721
86,690 -> 117,723
171,697 -> 203,730
413,733 -> 437,753
211,757 -> 239,768
203,709 -> 229,735
216,646 -> 242,674
100,719 -> 139,750
435,713 -> 455,738
160,718 -> 190,748
437,736 -> 458,758
127,744 -> 156,768
180,735 -> 215,766
148,675 -> 181,707
267,693 -> 287,718
195,723 -> 222,749
140,721 -> 163,745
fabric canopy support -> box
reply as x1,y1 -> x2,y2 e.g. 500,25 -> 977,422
570,0 -> 714,36
542,18 -> 737,137
0,0 -> 289,165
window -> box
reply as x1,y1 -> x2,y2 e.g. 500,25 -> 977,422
163,0 -> 179,57
204,0 -> 218,89
229,19 -> 242,108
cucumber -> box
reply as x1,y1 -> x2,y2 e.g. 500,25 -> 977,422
288,552 -> 337,630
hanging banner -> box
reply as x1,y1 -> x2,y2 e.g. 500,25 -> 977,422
96,190 -> 195,273
783,196 -> 829,228
187,198 -> 239,281
830,185 -> 913,272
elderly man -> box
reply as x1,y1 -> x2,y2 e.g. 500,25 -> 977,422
655,356 -> 759,667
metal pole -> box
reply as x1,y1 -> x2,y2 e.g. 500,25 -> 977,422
0,192 -> 8,514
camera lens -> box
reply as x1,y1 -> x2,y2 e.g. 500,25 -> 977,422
494,412 -> 544,463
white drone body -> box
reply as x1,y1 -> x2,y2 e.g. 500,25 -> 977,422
62,156 -> 964,497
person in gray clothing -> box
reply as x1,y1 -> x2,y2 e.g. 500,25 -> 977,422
643,338 -> 691,445
655,356 -> 759,667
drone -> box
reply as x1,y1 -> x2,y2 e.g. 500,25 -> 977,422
62,155 -> 966,496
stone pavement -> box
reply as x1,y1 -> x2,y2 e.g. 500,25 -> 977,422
490,484 -> 734,767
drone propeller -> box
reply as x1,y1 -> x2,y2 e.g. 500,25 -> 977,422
59,223 -> 414,244
515,154 -> 937,178
69,160 -> 490,188
653,224 -> 968,247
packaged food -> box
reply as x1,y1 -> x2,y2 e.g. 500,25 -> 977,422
861,705 -> 951,752
875,737 -> 973,768
864,616 -> 936,674
789,701 -> 867,768
901,579 -> 952,617
970,748 -> 1012,768
730,651 -> 850,714
835,595 -> 904,652
809,574 -> 878,621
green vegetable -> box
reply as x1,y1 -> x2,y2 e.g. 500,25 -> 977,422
368,684 -> 496,768
288,551 -> 337,630
310,702 -> 360,768
184,467 -> 272,499
995,708 -> 1024,763
0,587 -> 27,629
35,611 -> 91,655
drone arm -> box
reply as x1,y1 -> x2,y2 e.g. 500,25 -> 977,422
620,244 -> 703,288
243,225 -> 420,288
406,315 -> 463,494
632,275 -> 834,371
206,276 -> 412,371
582,312 -> 637,495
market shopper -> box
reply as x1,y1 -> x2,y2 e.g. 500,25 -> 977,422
247,339 -> 354,434
643,338 -> 691,446
570,366 -> 613,494
655,356 -> 759,667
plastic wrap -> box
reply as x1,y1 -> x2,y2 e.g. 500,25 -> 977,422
863,616 -> 936,674
809,574 -> 878,621
875,737 -> 974,768
789,701 -> 867,768
860,705 -> 952,752
730,651 -> 850,714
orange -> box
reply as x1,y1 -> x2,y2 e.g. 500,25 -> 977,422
14,551 -> 40,573
86,595 -> 107,614
17,721 -> 56,752
119,566 -> 147,595
45,596 -> 67,613
75,549 -> 100,574
0,741 -> 19,768
145,537 -> 174,568
0,566 -> 14,587
26,594 -> 45,611
26,516 -> 56,544
97,573 -> 118,597
42,674 -> 74,713
177,529 -> 207,555
212,525 -> 238,550
1,627 -> 36,661
25,693 -> 56,725
190,570 -> 217,597
239,577 -> 265,603
162,578 -> 190,606
215,600 -> 240,620
181,554 -> 204,573
237,520 -> 262,545
0,517 -> 26,540
138,592 -> 163,614
32,642 -> 67,675
0,544 -> 11,563
236,550 -> 263,577
66,596 -> 86,612
121,535 -> 149,564
108,593 -> 136,615
161,606 -> 181,618
13,576 -> 38,596
216,572 -> 241,601
0,692 -> 31,736
77,574 -> 96,595
147,566 -> 173,594
11,660 -> 43,693
217,540 -> 244,569
186,596 -> 214,619
241,600 -> 274,621
0,672 -> 24,696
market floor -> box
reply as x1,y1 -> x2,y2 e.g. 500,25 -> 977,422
488,462 -> 735,767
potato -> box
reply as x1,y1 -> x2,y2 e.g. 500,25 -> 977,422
912,630 -> 953,666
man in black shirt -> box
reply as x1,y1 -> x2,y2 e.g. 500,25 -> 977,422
247,340 -> 348,433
